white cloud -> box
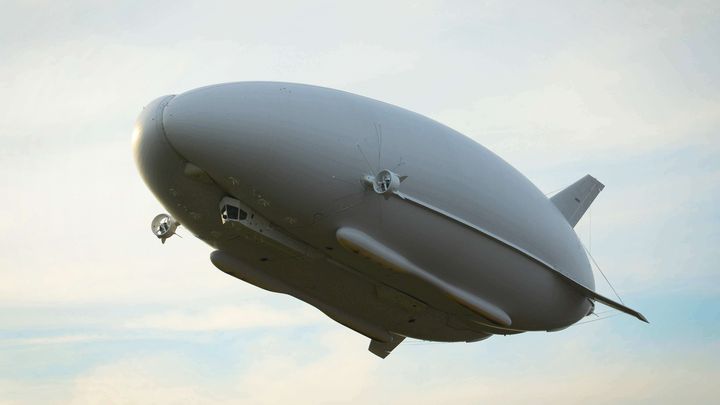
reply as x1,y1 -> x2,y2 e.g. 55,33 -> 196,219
433,53 -> 720,168
124,304 -> 325,332
4,331 -> 716,405
232,331 -> 378,404
0,334 -> 116,347
67,355 -> 219,405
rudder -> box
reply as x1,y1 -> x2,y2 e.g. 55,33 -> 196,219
550,174 -> 604,228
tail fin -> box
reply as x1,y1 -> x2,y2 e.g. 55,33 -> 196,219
550,175 -> 605,228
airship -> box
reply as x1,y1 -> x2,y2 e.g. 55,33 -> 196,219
133,82 -> 646,358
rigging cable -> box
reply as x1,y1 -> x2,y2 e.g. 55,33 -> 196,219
583,244 -> 625,305
582,202 -> 624,305
544,181 -> 572,197
575,312 -> 620,325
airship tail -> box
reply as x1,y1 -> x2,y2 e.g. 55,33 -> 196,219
552,269 -> 649,323
550,174 -> 605,228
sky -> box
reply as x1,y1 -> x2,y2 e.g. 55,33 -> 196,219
1,0 -> 718,403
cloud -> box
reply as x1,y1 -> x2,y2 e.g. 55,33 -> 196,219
432,52 -> 720,168
123,304 -> 325,332
4,330 -> 716,405
232,331 -> 378,404
66,355 -> 219,405
0,334 -> 118,348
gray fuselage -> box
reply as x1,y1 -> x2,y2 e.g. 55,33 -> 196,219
133,82 -> 595,343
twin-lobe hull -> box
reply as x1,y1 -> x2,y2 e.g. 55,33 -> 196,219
134,82 -> 596,339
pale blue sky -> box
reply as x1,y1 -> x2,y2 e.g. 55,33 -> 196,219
1,1 -> 718,403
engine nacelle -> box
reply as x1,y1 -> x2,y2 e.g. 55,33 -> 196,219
151,213 -> 180,244
364,169 -> 403,196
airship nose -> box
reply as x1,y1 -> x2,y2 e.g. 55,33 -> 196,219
132,95 -> 178,195
157,87 -> 235,175
157,83 -> 275,182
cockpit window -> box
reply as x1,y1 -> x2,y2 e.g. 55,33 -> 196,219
227,205 -> 240,220
222,204 -> 247,221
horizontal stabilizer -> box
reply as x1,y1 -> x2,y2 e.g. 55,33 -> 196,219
551,268 -> 648,323
584,287 -> 648,323
551,175 -> 604,228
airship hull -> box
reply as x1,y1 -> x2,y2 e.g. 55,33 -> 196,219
133,82 -> 599,345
